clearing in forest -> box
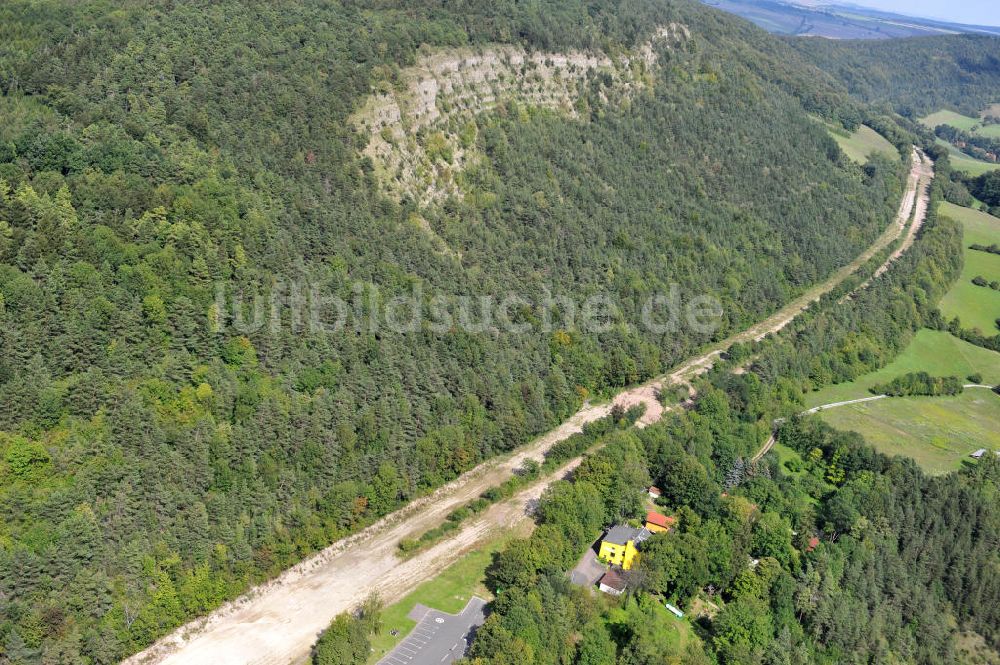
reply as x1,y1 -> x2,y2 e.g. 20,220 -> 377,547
920,109 -> 982,132
807,204 -> 1000,474
826,123 -> 897,163
938,203 -> 1000,334
937,139 -> 1000,177
805,329 -> 1000,408
921,106 -> 1000,175
817,390 -> 1000,475
921,107 -> 1000,139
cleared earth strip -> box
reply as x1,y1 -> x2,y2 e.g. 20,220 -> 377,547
123,147 -> 933,665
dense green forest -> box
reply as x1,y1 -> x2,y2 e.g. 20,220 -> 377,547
465,413 -> 1000,664
464,154 -> 1000,664
0,0 -> 903,660
971,170 -> 1000,213
0,0 -> 968,662
789,34 -> 1000,117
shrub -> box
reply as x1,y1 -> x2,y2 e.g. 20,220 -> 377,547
871,372 -> 964,397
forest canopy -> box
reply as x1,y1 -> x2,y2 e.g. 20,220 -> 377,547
0,0 -> 928,662
788,34 -> 1000,117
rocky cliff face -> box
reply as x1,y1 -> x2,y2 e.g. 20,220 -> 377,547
352,24 -> 690,206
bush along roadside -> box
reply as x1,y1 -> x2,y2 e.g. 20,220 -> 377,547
396,404 -> 644,556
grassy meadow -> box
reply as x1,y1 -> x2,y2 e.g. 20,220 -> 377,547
921,109 -> 981,132
921,108 -> 1000,138
804,329 -> 1000,407
827,124 -> 897,163
938,203 -> 1000,334
921,106 -> 1000,176
817,390 -> 1000,475
934,139 -> 1000,177
977,124 -> 1000,140
804,203 -> 1000,475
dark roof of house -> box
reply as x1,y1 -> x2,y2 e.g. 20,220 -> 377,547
604,525 -> 651,546
599,570 -> 626,591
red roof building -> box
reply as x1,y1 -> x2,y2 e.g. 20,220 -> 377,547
644,511 -> 675,533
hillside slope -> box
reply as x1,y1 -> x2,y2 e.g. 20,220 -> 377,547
788,34 -> 1000,117
0,1 -> 906,661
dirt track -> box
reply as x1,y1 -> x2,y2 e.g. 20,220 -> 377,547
847,147 -> 933,296
123,147 -> 934,665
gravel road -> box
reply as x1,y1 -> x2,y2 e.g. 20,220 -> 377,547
123,146 -> 934,665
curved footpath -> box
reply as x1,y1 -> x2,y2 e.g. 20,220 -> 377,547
124,148 -> 933,665
805,384 -> 996,414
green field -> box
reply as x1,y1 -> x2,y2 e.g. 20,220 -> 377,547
804,239 -> 1000,475
605,594 -> 699,657
921,109 -> 981,132
367,540 -> 503,663
921,107 -> 1000,176
976,124 -> 1000,140
935,139 -> 1000,177
805,329 -> 1000,407
920,108 -> 1000,138
828,124 -> 897,163
817,390 -> 1000,475
938,203 -> 1000,334
974,104 -> 1000,139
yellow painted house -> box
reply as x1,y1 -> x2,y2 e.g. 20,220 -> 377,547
598,525 -> 650,570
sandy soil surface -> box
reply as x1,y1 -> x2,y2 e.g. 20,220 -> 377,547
848,147 -> 934,295
123,146 -> 934,665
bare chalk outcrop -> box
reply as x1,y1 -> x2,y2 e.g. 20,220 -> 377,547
352,25 -> 690,208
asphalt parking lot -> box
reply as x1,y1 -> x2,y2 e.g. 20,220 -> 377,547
568,547 -> 605,588
377,597 -> 487,665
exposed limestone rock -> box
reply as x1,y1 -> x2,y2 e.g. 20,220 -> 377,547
352,24 -> 690,210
